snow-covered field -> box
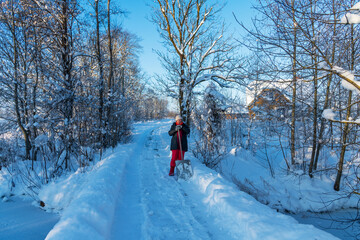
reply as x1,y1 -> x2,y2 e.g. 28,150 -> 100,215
0,120 -> 349,239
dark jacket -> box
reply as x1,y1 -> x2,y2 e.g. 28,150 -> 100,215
168,122 -> 190,151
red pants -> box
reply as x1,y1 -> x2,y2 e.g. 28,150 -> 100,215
169,150 -> 185,174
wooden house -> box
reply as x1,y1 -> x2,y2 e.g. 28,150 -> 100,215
248,88 -> 291,120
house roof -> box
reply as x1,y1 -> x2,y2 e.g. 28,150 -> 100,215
246,78 -> 313,107
247,88 -> 291,108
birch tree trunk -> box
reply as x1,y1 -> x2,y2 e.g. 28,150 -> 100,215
290,0 -> 297,165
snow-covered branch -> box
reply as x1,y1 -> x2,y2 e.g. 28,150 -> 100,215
323,108 -> 360,126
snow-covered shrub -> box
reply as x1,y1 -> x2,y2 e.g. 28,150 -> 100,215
0,139 -> 16,169
192,83 -> 227,169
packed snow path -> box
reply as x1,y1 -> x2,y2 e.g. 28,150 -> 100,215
110,123 -> 211,239
45,120 -> 338,240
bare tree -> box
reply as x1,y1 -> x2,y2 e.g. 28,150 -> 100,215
0,0 -> 146,194
29,0 -> 82,170
151,0 -> 237,125
236,0 -> 304,166
279,0 -> 360,190
239,0 -> 360,192
0,0 -> 47,163
312,0 -> 340,173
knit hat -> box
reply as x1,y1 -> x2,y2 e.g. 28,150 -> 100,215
175,115 -> 182,121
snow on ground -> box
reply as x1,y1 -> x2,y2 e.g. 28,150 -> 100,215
181,161 -> 338,240
220,146 -> 358,214
0,197 -> 59,240
110,122 -> 211,240
39,119 -> 337,239
292,209 -> 360,240
1,120 -> 342,239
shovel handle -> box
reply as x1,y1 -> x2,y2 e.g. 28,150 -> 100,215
177,128 -> 183,161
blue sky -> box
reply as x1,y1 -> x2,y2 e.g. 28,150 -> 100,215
117,0 -> 256,79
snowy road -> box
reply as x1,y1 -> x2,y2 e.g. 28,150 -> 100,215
43,120 -> 339,240
110,122 -> 212,239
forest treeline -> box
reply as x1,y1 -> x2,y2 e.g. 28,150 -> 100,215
0,0 -> 167,180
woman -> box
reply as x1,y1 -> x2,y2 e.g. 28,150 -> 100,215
168,115 -> 190,176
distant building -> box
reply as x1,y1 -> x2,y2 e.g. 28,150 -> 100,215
248,88 -> 291,120
246,78 -> 312,120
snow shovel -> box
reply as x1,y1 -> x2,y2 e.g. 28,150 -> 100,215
175,127 -> 193,180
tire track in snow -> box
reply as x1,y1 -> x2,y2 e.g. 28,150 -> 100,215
109,125 -> 154,239
154,125 -> 234,240
140,125 -> 211,240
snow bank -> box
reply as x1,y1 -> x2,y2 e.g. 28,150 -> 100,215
219,148 -> 358,213
185,160 -> 339,240
43,146 -> 130,240
39,169 -> 90,211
